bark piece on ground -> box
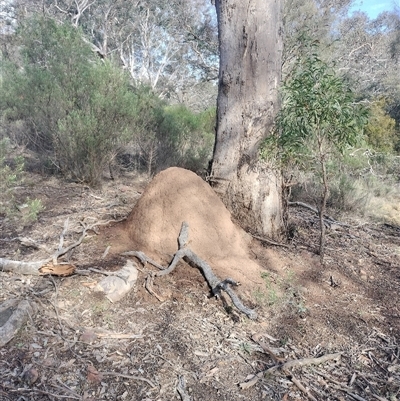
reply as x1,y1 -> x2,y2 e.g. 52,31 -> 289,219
39,262 -> 76,276
0,299 -> 35,347
94,260 -> 138,302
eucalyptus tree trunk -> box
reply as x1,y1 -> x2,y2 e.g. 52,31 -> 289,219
210,0 -> 284,238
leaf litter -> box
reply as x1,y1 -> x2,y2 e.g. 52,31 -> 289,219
0,168 -> 399,400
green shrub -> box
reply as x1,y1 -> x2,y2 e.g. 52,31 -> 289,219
157,105 -> 215,172
0,138 -> 44,222
0,138 -> 24,216
365,98 -> 397,152
1,16 -> 138,186
263,46 -> 367,257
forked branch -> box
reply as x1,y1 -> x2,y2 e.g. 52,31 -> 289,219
140,222 -> 257,319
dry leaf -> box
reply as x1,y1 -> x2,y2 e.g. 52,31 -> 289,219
87,365 -> 103,384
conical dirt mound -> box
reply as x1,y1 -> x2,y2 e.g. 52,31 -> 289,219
126,167 -> 264,289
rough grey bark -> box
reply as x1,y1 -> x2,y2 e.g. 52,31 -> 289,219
210,0 -> 284,238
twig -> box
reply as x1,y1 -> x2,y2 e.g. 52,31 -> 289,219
252,234 -> 290,248
177,375 -> 191,401
239,353 -> 342,389
101,372 -> 155,387
349,372 -> 357,386
8,388 -> 80,400
371,394 -> 389,401
312,369 -> 368,401
48,275 -> 66,337
95,333 -> 143,339
145,272 -> 165,302
88,267 -> 113,276
102,245 -> 111,259
53,218 -> 124,261
289,201 -> 349,227
239,371 -> 264,389
256,341 -> 285,363
290,375 -> 318,401
34,390 -> 80,399
53,379 -> 82,399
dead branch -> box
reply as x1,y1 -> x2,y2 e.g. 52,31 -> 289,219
48,275 -> 66,337
239,352 -> 341,389
0,218 -> 123,276
102,245 -> 111,259
291,375 -> 318,401
136,222 -> 257,319
164,222 -> 257,319
278,353 -> 342,372
289,201 -> 349,227
0,258 -> 49,275
101,372 -> 155,387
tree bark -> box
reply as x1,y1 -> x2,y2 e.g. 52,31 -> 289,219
211,0 -> 284,238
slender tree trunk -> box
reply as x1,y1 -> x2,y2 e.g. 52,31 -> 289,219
318,138 -> 328,259
210,0 -> 284,238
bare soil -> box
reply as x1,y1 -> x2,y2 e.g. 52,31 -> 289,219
0,167 -> 399,401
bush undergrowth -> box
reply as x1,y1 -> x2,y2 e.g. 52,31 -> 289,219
0,138 -> 44,222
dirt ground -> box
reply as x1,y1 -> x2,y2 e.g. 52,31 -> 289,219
0,168 -> 399,401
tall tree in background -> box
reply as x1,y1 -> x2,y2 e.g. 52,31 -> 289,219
210,0 -> 284,238
7,0 -> 218,108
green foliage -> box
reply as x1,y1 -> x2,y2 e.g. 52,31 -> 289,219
269,52 -> 367,165
1,16 -> 138,185
0,138 -> 24,216
263,46 -> 367,257
157,105 -> 215,172
0,138 -> 44,222
1,16 -> 215,182
125,86 -> 215,175
365,98 -> 397,152
20,198 -> 45,223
